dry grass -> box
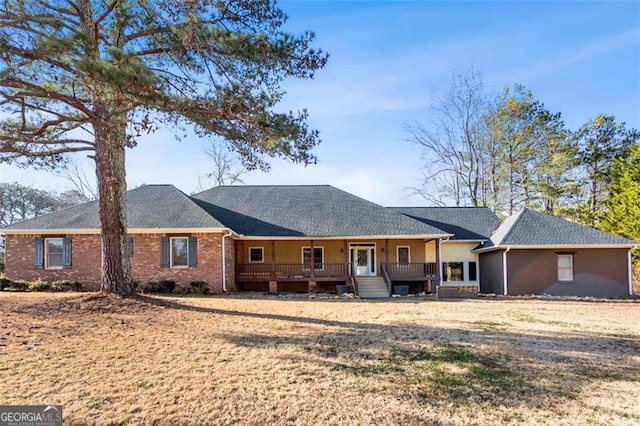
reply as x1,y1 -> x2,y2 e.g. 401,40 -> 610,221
1,293 -> 639,425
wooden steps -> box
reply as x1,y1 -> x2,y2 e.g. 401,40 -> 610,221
356,276 -> 389,298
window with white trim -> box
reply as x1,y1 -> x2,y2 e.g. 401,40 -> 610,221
557,254 -> 573,282
302,247 -> 324,270
397,246 -> 410,266
442,262 -> 464,281
171,237 -> 189,268
249,247 -> 264,263
45,238 -> 64,269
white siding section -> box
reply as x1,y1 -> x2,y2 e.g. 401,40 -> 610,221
437,241 -> 480,287
441,242 -> 479,262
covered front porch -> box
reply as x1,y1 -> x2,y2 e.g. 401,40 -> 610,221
234,238 -> 442,296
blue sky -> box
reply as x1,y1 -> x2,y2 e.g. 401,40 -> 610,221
1,1 -> 639,206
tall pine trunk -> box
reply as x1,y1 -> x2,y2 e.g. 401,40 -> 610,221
94,114 -> 133,295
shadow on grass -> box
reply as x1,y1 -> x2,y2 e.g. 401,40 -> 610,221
133,295 -> 640,412
8,293 -> 640,415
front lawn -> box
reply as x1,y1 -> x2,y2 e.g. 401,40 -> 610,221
1,293 -> 638,425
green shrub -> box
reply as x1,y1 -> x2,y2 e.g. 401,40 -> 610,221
0,275 -> 11,291
29,279 -> 51,292
6,280 -> 29,291
190,281 -> 209,295
157,280 -> 176,293
145,280 -> 175,293
51,280 -> 82,292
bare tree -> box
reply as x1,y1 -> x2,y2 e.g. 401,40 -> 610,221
406,69 -> 491,206
200,143 -> 249,188
55,159 -> 98,200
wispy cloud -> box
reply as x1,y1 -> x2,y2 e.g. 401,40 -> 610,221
501,27 -> 640,84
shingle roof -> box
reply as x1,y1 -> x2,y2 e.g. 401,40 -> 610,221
191,185 -> 449,237
488,208 -> 634,247
390,207 -> 500,241
2,185 -> 226,231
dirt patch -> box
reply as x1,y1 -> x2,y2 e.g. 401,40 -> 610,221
1,293 -> 638,425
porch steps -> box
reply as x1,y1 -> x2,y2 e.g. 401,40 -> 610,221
356,277 -> 390,299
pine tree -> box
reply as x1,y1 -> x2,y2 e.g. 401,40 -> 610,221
0,0 -> 327,295
602,143 -> 640,244
602,143 -> 640,291
574,115 -> 638,226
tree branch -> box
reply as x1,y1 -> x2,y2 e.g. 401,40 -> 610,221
94,0 -> 119,26
0,77 -> 95,118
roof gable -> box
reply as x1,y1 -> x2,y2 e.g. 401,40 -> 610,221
191,185 -> 449,237
2,185 -> 226,231
391,207 -> 500,240
490,208 -> 634,247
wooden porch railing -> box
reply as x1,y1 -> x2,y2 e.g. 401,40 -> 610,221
385,262 -> 438,279
236,262 -> 438,293
237,263 -> 350,280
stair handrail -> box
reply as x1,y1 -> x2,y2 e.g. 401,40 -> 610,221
381,263 -> 392,297
350,262 -> 358,296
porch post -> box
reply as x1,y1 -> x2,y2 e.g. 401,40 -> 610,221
310,239 -> 315,280
271,240 -> 276,281
343,239 -> 348,277
424,238 -> 433,293
309,239 -> 316,293
435,238 -> 442,294
268,240 -> 277,293
236,240 -> 242,283
385,239 -> 389,265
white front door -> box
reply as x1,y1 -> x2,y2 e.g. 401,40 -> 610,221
352,246 -> 376,276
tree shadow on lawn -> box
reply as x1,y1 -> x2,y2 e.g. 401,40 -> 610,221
138,295 -> 639,352
9,293 -> 639,417
220,327 -> 639,404
137,295 -> 640,413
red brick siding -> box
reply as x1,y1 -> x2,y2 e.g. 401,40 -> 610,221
5,233 -> 234,293
130,233 -> 226,293
5,234 -> 102,289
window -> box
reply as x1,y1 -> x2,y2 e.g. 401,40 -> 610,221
557,254 -> 573,282
35,237 -> 71,270
127,236 -> 134,258
468,261 -> 478,282
45,238 -> 64,269
160,237 -> 197,268
249,247 -> 264,263
302,247 -> 324,270
397,246 -> 410,266
443,262 -> 464,282
171,237 -> 189,268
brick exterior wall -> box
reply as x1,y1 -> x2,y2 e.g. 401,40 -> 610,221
5,233 -> 233,293
6,234 -> 102,289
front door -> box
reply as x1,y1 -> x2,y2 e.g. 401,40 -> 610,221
351,246 -> 376,276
